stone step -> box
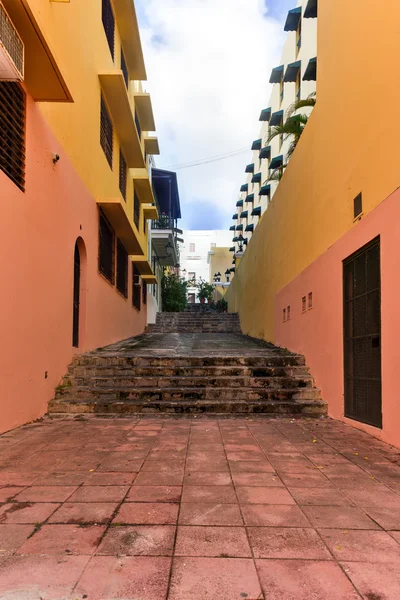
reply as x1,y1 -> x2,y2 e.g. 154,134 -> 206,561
67,365 -> 311,378
54,385 -> 322,403
66,376 -> 314,390
71,355 -> 307,368
49,398 -> 327,416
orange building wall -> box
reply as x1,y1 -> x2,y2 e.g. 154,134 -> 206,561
0,92 -> 146,434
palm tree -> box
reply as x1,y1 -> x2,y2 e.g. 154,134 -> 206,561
266,113 -> 309,159
266,166 -> 287,183
286,91 -> 316,118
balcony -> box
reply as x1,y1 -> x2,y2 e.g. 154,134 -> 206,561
97,196 -> 143,255
131,168 -> 156,204
111,0 -> 146,80
150,168 -> 182,267
3,0 -> 72,101
99,72 -> 144,167
144,136 -> 160,156
134,91 -> 155,132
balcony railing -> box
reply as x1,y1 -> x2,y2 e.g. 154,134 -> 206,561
151,215 -> 176,230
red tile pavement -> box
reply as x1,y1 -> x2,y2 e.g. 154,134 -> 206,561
0,415 -> 399,598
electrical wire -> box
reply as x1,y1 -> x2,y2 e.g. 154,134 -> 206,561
165,147 -> 249,170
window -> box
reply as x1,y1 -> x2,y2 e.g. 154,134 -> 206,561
354,193 -> 363,219
302,296 -> 307,312
132,264 -> 141,310
99,210 -> 115,284
121,49 -> 128,88
188,272 -> 196,282
189,243 -> 195,252
134,191 -> 140,229
283,308 -> 286,322
142,280 -> 147,305
210,243 -> 216,249
296,17 -> 302,54
135,110 -> 141,139
116,239 -> 128,298
143,216 -> 147,234
280,78 -> 284,104
119,150 -> 127,200
0,83 -> 25,191
100,95 -> 113,168
295,71 -> 301,102
287,305 -> 291,321
308,292 -> 313,310
102,0 -> 115,60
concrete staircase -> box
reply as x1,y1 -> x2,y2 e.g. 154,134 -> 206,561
49,312 -> 327,417
145,312 -> 241,334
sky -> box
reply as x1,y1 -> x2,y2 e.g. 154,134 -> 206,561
136,0 -> 295,230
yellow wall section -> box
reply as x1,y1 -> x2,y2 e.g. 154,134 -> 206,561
26,0 -> 149,253
227,0 -> 400,342
209,248 -> 232,283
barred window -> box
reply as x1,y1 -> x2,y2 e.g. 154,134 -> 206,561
100,95 -> 113,168
121,49 -> 128,88
142,280 -> 147,305
134,191 -> 140,230
135,111 -> 141,139
119,149 -> 127,200
99,210 -> 115,284
102,0 -> 115,60
132,264 -> 141,311
116,238 -> 128,298
0,82 -> 25,191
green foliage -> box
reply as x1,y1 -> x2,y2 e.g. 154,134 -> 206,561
161,273 -> 189,312
216,298 -> 228,313
196,278 -> 215,302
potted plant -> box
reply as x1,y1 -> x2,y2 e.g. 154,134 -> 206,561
216,298 -> 228,313
196,278 -> 215,304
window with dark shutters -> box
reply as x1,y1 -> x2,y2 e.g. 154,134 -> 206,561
142,281 -> 147,305
121,49 -> 128,88
135,111 -> 141,139
134,191 -> 140,229
119,150 -> 127,200
0,82 -> 25,191
132,264 -> 141,311
100,95 -> 113,168
116,239 -> 128,298
99,210 -> 115,284
102,0 -> 115,59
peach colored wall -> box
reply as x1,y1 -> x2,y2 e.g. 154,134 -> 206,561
275,188 -> 400,449
0,93 -> 146,434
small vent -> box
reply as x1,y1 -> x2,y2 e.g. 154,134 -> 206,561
0,3 -> 24,79
102,0 -> 115,60
308,292 -> 313,309
119,150 -> 127,200
287,305 -> 291,321
100,94 -> 113,168
134,190 -> 140,229
116,238 -> 128,298
132,264 -> 141,311
302,296 -> 306,312
354,193 -> 362,219
99,210 -> 115,284
0,82 -> 25,190
121,49 -> 128,88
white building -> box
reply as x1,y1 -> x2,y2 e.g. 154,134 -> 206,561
180,230 -> 233,303
231,0 -> 317,254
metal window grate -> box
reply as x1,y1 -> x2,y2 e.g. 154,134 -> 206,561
287,305 -> 291,321
102,0 -> 115,60
0,4 -> 24,76
100,94 -> 113,168
302,296 -> 306,312
121,49 -> 128,88
132,264 -> 141,310
354,193 -> 362,219
0,82 -> 25,191
119,149 -> 127,200
99,210 -> 115,284
142,280 -> 147,305
116,238 -> 128,298
134,190 -> 140,229
135,110 -> 141,139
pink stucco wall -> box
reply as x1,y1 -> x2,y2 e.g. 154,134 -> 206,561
275,187 -> 400,449
0,94 -> 146,434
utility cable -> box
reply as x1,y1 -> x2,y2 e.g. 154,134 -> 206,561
165,147 -> 249,170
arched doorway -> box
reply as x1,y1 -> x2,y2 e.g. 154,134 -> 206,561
72,242 -> 81,347
72,237 -> 86,348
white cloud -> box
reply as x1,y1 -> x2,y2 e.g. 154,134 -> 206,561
138,0 -> 286,228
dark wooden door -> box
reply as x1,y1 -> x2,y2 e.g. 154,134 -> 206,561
72,242 -> 81,347
343,237 -> 382,428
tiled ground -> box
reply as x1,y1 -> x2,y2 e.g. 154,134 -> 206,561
0,416 -> 399,599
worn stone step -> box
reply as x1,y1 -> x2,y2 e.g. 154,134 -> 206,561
67,365 -> 311,379
68,375 -> 314,390
72,355 -> 307,368
55,385 -> 322,403
49,398 -> 327,416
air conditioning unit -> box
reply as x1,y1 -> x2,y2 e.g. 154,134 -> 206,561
0,2 -> 24,80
